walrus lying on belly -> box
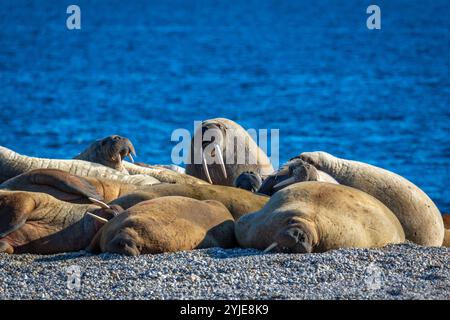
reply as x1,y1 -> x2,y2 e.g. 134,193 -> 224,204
235,182 -> 405,254
110,183 -> 269,220
300,151 -> 444,246
87,196 -> 236,256
0,169 -> 139,204
0,191 -> 114,254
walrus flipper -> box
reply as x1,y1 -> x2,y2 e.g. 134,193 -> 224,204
29,169 -> 103,201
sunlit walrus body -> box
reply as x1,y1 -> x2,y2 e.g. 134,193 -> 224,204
235,182 -> 405,253
88,196 -> 236,255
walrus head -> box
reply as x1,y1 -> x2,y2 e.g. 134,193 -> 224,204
233,171 -> 262,193
198,121 -> 228,184
75,135 -> 136,172
272,158 -> 319,189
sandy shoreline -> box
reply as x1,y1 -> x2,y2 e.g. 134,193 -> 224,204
0,243 -> 448,300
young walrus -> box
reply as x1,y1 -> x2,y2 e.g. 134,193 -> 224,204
300,151 -> 444,247
87,196 -> 236,256
235,182 -> 405,254
186,118 -> 274,186
109,183 -> 269,220
0,191 -> 115,254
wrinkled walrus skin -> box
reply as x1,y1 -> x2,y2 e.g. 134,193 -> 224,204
0,169 -> 140,204
87,196 -> 236,256
110,183 -> 269,220
0,146 -> 159,186
300,151 -> 444,247
0,191 -> 109,254
186,118 -> 274,186
235,182 -> 405,253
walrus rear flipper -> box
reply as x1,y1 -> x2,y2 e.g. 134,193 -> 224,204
29,169 -> 103,201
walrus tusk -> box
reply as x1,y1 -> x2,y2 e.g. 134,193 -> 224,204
86,212 -> 108,223
273,176 -> 297,189
88,197 -> 111,209
213,143 -> 227,179
263,242 -> 278,253
202,149 -> 213,184
127,153 -> 134,163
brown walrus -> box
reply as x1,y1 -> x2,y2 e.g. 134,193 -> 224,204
258,158 -> 338,196
87,196 -> 236,256
186,118 -> 274,186
74,135 -> 136,173
235,182 -> 405,253
300,151 -> 444,246
442,213 -> 450,247
110,183 -> 269,220
0,169 -> 139,204
0,190 -> 114,254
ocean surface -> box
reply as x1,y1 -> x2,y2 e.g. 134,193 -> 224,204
0,1 -> 449,211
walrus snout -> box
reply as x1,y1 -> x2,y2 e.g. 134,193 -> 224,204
106,229 -> 141,256
233,171 -> 262,192
105,135 -> 136,163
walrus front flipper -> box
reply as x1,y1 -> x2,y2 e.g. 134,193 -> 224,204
28,169 -> 103,201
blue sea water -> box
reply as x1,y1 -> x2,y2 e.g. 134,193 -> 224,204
0,1 -> 449,211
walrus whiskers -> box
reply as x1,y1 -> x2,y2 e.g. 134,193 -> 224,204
88,197 -> 111,209
86,212 -> 108,223
263,242 -> 278,253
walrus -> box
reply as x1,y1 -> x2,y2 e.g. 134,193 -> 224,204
442,213 -> 450,247
258,158 -> 338,196
110,183 -> 269,220
299,151 -> 444,246
0,190 -> 115,254
185,118 -> 274,186
0,146 -> 159,186
233,171 -> 263,192
235,182 -> 405,253
87,196 -> 236,256
74,135 -> 136,173
0,169 -> 139,204
73,136 -> 205,185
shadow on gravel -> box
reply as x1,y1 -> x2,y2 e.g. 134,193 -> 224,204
34,251 -> 91,263
203,248 -> 263,259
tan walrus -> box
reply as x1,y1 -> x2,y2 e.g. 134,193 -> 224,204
87,196 -> 236,256
0,190 -> 114,254
235,182 -> 405,253
74,136 -> 206,185
110,183 -> 269,220
0,169 -> 139,204
186,118 -> 274,186
300,151 -> 444,246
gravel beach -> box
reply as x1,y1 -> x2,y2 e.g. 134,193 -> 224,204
0,243 -> 448,300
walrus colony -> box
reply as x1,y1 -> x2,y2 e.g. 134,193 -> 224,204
0,118 -> 448,255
